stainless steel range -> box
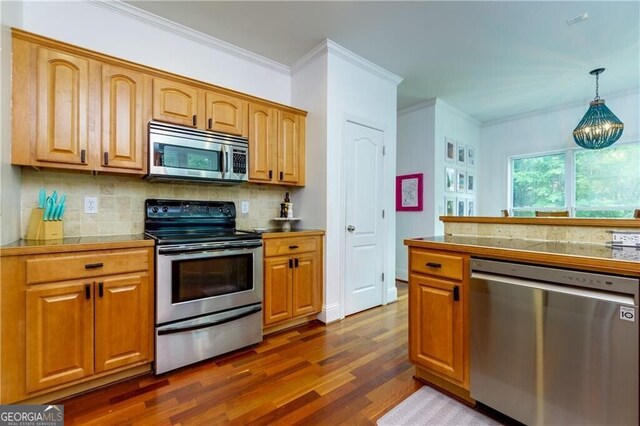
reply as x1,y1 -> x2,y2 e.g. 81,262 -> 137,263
145,199 -> 263,374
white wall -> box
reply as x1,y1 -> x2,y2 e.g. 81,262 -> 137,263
326,47 -> 400,320
395,99 -> 480,280
0,1 -> 22,245
396,102 -> 435,281
20,1 -> 291,104
478,91 -> 640,215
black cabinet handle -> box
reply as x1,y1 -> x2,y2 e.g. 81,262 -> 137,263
192,115 -> 197,127
294,258 -> 299,268
426,262 -> 442,268
453,286 -> 460,302
208,118 -> 212,129
269,170 -> 273,179
279,171 -> 283,181
85,262 -> 104,269
85,284 -> 91,300
289,258 -> 293,269
80,149 -> 86,163
98,282 -> 104,298
103,152 -> 109,165
289,245 -> 299,249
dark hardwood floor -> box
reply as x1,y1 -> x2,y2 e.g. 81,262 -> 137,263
59,282 -> 421,425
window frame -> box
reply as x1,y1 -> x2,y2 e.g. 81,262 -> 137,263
508,141 -> 639,217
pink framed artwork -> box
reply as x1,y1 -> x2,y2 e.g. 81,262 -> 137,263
396,173 -> 423,211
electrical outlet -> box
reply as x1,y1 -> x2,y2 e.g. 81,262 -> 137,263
241,201 -> 249,214
84,196 -> 98,214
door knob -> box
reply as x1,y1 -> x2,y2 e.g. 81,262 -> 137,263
347,225 -> 356,232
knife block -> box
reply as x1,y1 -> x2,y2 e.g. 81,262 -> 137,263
25,208 -> 63,240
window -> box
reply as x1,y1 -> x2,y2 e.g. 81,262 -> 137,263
510,143 -> 640,217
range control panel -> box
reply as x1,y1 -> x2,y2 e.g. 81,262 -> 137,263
145,199 -> 236,219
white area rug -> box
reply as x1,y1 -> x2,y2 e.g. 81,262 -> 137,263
377,386 -> 500,426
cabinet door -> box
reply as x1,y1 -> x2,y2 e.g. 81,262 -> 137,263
205,91 -> 248,136
152,77 -> 199,127
292,252 -> 321,316
277,111 -> 303,185
36,47 -> 90,166
101,64 -> 146,171
264,257 -> 292,325
409,274 -> 464,384
94,274 -> 151,373
26,281 -> 94,392
248,103 -> 277,183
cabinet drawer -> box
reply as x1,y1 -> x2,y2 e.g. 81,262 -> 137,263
264,237 -> 317,257
26,249 -> 150,285
411,250 -> 464,281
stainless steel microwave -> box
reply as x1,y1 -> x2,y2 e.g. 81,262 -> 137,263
147,121 -> 248,183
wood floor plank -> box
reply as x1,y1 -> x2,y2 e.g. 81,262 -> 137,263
58,282 -> 418,425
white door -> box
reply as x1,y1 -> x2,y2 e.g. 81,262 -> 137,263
344,121 -> 385,316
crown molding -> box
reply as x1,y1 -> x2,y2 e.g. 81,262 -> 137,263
436,98 -> 481,126
86,0 -> 290,75
292,39 -> 403,86
482,88 -> 639,128
397,98 -> 437,116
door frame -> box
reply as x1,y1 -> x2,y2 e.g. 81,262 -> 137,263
339,114 -> 389,319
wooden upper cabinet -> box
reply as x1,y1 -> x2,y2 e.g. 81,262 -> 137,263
277,111 -> 304,185
26,281 -> 94,392
248,103 -> 277,183
152,77 -> 199,127
95,273 -> 150,373
205,91 -> 248,136
101,64 -> 147,172
35,47 -> 90,166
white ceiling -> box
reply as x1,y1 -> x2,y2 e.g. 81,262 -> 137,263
126,1 -> 639,123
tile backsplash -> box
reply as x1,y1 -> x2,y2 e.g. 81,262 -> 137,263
21,169 -> 289,238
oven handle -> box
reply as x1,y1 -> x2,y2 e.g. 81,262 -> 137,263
158,245 -> 261,257
157,304 -> 262,335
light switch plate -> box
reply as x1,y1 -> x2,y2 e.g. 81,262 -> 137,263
609,230 -> 640,247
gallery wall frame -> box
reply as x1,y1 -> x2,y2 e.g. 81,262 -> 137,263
396,173 -> 423,211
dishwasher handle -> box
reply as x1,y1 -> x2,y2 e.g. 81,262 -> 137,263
471,271 -> 637,306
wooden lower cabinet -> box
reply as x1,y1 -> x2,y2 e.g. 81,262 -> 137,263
0,245 -> 154,404
263,232 -> 323,329
407,247 -> 471,401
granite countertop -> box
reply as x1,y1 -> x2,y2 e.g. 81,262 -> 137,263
0,234 -> 153,256
405,235 -> 640,275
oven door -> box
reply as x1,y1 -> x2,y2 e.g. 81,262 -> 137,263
156,244 -> 263,325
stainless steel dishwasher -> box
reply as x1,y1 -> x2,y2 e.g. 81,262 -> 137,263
470,258 -> 639,426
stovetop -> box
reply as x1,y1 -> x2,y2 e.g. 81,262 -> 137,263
144,199 -> 261,246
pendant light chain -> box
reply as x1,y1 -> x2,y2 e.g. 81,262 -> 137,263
594,72 -> 600,100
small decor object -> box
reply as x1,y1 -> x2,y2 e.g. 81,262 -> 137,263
445,138 -> 456,163
25,188 -> 65,240
445,197 -> 455,216
396,173 -> 423,211
467,147 -> 476,167
457,170 -> 466,192
573,68 -> 624,150
445,167 -> 456,192
457,198 -> 466,217
456,142 -> 466,164
467,172 -> 475,194
271,217 -> 300,232
280,192 -> 293,218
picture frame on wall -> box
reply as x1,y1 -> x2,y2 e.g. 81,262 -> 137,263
467,146 -> 476,167
467,200 -> 475,216
396,173 -> 423,211
445,196 -> 455,216
445,138 -> 456,163
445,167 -> 456,192
457,142 -> 466,164
457,170 -> 466,192
467,172 -> 475,194
457,197 -> 466,217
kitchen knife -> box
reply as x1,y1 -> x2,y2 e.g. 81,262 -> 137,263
38,188 -> 46,209
54,194 -> 66,220
58,203 -> 66,221
43,197 -> 54,221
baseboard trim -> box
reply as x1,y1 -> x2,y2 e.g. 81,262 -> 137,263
317,302 -> 341,324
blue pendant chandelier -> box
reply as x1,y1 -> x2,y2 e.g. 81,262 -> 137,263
572,68 -> 624,150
